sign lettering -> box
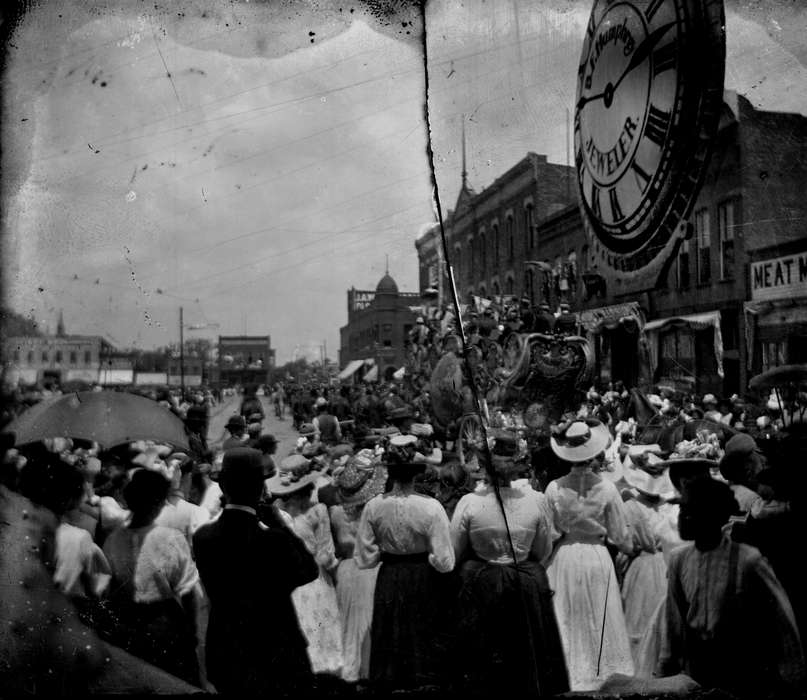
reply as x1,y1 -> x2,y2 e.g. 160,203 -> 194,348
751,253 -> 807,301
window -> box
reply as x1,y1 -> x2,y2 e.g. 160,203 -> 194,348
84,350 -> 92,365
479,231 -> 486,271
27,350 -> 34,364
13,349 -> 20,362
42,350 -> 49,362
695,208 -> 710,284
493,280 -> 501,297
660,328 -> 695,380
69,351 -> 77,365
506,216 -> 514,261
718,200 -> 735,280
382,324 -> 393,333
506,276 -> 514,295
468,238 -> 475,274
493,223 -> 500,268
525,204 -> 535,250
677,239 -> 691,289
454,245 -> 462,283
526,269 -> 535,303
762,341 -> 786,372
55,350 -> 63,363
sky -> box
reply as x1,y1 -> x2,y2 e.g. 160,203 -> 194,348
3,0 -> 806,364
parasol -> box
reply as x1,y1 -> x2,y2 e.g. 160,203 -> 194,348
5,391 -> 190,451
749,364 -> 807,391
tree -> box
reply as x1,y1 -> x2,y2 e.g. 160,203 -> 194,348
0,308 -> 42,341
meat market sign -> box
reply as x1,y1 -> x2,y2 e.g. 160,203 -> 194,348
751,253 -> 807,302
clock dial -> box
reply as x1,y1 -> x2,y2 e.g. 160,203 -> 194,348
575,0 -> 725,278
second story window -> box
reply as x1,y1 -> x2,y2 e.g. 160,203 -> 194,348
42,350 -> 49,362
525,204 -> 535,250
507,216 -> 514,261
27,350 -> 34,364
677,239 -> 691,289
718,200 -> 735,280
695,208 -> 710,284
55,350 -> 63,363
85,350 -> 92,365
69,351 -> 77,365
493,223 -> 500,268
479,231 -> 486,272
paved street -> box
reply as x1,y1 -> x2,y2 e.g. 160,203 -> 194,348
206,393 -> 298,458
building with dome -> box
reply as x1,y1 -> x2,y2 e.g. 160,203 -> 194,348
338,272 -> 421,382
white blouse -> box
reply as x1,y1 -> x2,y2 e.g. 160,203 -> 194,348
544,474 -> 631,551
354,491 -> 455,573
451,484 -> 557,565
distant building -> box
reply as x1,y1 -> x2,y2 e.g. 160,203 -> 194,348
217,335 -> 275,387
339,273 -> 420,383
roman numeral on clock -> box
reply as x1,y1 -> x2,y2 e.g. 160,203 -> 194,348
644,104 -> 671,146
632,161 -> 651,192
590,183 -> 601,218
653,41 -> 677,76
645,0 -> 665,22
608,188 -> 624,221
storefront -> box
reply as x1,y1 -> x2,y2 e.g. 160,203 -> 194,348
745,250 -> 807,375
643,311 -> 724,394
577,302 -> 645,388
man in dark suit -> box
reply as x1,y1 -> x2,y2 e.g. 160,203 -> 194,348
193,448 -> 318,695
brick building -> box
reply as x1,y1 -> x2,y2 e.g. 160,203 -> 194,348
414,93 -> 807,396
415,152 -> 577,305
217,335 -> 274,387
338,273 -> 420,382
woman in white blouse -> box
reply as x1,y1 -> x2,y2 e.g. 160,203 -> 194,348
354,438 -> 455,690
545,419 -> 635,691
450,431 -> 569,696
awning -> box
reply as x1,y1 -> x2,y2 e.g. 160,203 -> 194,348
577,301 -> 644,333
337,359 -> 365,380
744,299 -> 807,369
363,365 -> 378,382
644,311 -> 723,379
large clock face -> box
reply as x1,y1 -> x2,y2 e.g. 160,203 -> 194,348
575,0 -> 725,277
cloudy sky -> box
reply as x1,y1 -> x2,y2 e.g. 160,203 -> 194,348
3,0 -> 806,364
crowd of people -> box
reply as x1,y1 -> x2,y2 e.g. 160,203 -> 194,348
2,367 -> 807,697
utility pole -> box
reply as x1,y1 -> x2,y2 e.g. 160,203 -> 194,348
179,306 -> 185,401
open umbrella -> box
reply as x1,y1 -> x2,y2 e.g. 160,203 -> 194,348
5,391 -> 190,451
749,364 -> 807,391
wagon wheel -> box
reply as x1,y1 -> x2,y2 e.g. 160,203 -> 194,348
457,413 -> 487,467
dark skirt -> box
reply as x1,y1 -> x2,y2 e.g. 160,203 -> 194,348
457,558 -> 569,697
370,552 -> 451,689
102,597 -> 199,687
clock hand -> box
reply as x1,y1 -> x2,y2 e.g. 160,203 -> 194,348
612,21 -> 675,93
576,90 -> 607,111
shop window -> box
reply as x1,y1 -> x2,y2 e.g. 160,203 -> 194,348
718,200 -> 735,280
677,239 -> 691,289
695,208 -> 710,284
69,351 -> 77,365
762,341 -> 786,372
660,328 -> 695,381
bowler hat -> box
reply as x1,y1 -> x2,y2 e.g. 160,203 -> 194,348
226,414 -> 246,431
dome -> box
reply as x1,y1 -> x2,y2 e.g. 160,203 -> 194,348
375,273 -> 399,296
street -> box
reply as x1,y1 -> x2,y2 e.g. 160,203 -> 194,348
206,393 -> 298,458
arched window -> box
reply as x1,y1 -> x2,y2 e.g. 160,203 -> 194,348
479,230 -> 486,272
493,280 -> 501,297
468,237 -> 475,276
454,244 -> 462,284
493,222 -> 500,268
526,268 -> 535,303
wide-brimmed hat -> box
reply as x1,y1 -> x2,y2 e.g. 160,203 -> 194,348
335,458 -> 387,506
384,435 -> 423,472
622,465 -> 675,499
226,414 -> 246,431
662,458 -> 719,492
266,454 -> 319,496
388,405 -> 414,422
551,419 -> 612,463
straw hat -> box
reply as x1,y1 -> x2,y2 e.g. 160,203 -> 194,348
334,457 -> 387,506
265,454 -> 319,496
622,465 -> 675,499
551,419 -> 612,463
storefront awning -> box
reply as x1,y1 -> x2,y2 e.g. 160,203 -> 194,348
644,310 -> 723,379
744,299 -> 807,369
337,359 -> 365,380
363,365 -> 378,382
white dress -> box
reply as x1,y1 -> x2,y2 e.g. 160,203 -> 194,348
545,470 -> 635,691
287,502 -> 344,676
621,498 -> 668,675
330,504 -> 378,683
